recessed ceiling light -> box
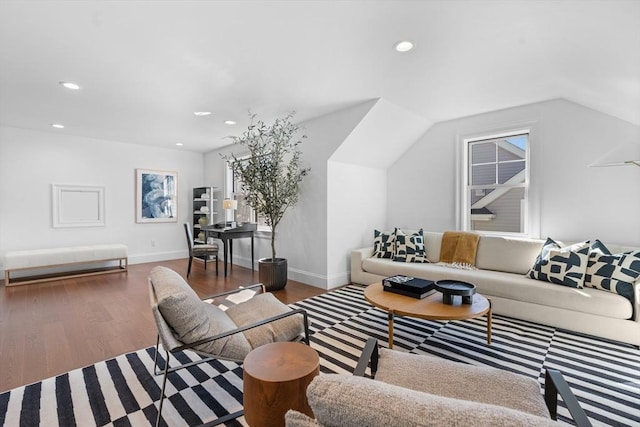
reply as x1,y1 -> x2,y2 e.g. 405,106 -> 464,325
51,123 -> 65,129
394,40 -> 414,52
194,111 -> 212,116
224,120 -> 236,125
59,81 -> 81,90
176,142 -> 184,146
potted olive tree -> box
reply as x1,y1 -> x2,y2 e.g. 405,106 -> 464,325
223,113 -> 310,290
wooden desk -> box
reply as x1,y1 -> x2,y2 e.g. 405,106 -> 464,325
202,224 -> 256,277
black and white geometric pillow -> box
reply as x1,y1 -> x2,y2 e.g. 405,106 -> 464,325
527,238 -> 590,288
373,229 -> 396,259
393,228 -> 429,263
585,239 -> 639,305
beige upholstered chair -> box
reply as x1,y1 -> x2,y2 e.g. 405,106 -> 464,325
286,338 -> 591,427
149,266 -> 310,427
184,222 -> 219,278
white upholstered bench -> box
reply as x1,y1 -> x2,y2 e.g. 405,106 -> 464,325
3,244 -> 128,286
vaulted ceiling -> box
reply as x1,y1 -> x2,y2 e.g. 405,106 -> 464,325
1,1 -> 638,153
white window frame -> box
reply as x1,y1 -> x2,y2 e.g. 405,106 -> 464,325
457,123 -> 540,238
224,158 -> 271,233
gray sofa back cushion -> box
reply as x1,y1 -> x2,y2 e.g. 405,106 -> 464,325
305,374 -> 556,427
375,348 -> 550,418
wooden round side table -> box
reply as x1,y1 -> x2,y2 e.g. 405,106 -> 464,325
243,342 -> 320,427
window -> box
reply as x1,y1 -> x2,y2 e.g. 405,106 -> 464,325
225,159 -> 268,229
461,131 -> 529,235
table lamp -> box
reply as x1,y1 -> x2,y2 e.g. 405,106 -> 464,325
222,198 -> 238,227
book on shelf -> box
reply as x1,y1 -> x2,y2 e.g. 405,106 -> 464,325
382,275 -> 436,299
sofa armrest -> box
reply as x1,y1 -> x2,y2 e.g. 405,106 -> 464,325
351,247 -> 374,267
350,247 -> 375,284
545,369 -> 592,427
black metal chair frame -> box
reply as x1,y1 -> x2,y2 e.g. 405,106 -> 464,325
151,283 -> 311,427
184,223 -> 219,278
354,337 -> 593,427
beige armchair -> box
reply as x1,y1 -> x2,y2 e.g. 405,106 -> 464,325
286,338 -> 591,427
149,266 -> 310,427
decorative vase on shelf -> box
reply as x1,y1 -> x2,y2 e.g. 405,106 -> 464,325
198,217 -> 208,227
197,232 -> 205,241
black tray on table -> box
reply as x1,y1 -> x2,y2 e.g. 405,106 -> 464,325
434,280 -> 476,305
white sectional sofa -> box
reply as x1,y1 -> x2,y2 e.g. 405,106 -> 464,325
351,232 -> 640,346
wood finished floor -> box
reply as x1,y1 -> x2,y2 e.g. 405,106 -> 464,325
0,259 -> 327,393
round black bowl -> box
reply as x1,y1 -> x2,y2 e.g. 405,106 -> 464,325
434,280 -> 476,305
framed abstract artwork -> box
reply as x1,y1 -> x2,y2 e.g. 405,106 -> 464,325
136,169 -> 178,223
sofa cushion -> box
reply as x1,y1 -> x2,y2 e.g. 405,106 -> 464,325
305,374 -> 555,427
586,240 -> 639,306
527,238 -> 590,288
424,231 -> 443,262
373,229 -> 395,259
393,228 -> 429,263
149,266 -> 251,360
476,235 -> 545,275
375,349 -> 550,418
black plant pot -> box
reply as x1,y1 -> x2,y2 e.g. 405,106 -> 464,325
258,258 -> 288,291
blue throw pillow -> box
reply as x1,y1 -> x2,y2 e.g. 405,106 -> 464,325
527,238 -> 590,288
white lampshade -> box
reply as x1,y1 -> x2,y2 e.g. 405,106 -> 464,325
222,199 -> 238,210
590,142 -> 640,167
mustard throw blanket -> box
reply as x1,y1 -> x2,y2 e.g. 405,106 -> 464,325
439,231 -> 480,266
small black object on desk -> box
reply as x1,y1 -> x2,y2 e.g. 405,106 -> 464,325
434,280 -> 476,305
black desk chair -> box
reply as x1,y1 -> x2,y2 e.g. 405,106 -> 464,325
184,223 -> 219,277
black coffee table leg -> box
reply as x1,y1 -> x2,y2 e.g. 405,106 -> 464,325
443,294 -> 454,305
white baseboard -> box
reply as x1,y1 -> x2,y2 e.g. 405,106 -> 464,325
229,254 -> 349,290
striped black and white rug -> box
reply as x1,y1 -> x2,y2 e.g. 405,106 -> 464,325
1,285 -> 638,426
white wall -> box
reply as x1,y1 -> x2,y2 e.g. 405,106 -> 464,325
203,101 -> 375,288
388,99 -> 640,246
327,161 -> 386,286
0,126 -> 205,273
